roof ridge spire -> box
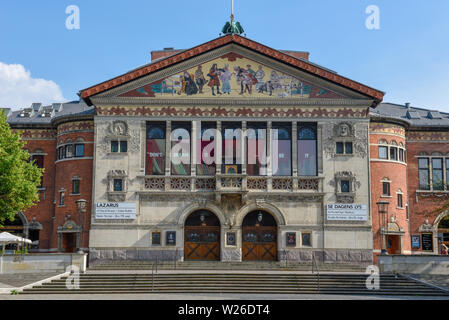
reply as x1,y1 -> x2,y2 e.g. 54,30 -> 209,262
221,0 -> 244,36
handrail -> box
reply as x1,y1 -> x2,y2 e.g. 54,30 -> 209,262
174,248 -> 178,270
312,252 -> 320,291
283,249 -> 288,268
152,257 -> 158,292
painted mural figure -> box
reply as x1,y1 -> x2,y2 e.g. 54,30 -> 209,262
207,64 -> 221,96
180,71 -> 198,95
195,66 -> 206,94
234,66 -> 255,95
219,64 -> 233,94
255,65 -> 266,93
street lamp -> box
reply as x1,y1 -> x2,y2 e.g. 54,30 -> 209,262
76,199 -> 87,254
376,200 -> 389,255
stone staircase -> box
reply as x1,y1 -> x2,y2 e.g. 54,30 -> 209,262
87,260 -> 367,272
21,272 -> 449,296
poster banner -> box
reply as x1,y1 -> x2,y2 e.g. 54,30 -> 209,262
96,202 -> 136,219
326,204 -> 367,221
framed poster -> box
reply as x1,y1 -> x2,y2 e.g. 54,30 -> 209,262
166,231 -> 176,246
152,232 -> 161,245
226,232 -> 236,246
422,233 -> 433,251
286,232 -> 296,246
411,235 -> 420,249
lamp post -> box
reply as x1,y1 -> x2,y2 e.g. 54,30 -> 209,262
76,199 -> 87,254
376,200 -> 389,255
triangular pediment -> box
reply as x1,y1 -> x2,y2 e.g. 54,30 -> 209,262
82,36 -> 384,105
117,52 -> 345,100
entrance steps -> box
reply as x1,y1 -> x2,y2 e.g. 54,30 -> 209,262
88,260 -> 367,272
21,272 -> 449,296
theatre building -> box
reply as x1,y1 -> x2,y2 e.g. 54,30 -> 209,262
78,34 -> 384,265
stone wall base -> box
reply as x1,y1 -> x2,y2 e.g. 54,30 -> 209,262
279,249 -> 373,265
89,248 -> 373,266
89,249 -> 183,265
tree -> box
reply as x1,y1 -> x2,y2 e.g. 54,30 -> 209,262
0,111 -> 43,226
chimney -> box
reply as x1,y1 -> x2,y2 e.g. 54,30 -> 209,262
151,48 -> 183,61
405,102 -> 411,109
280,50 -> 310,61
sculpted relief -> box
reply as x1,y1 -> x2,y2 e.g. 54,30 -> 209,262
324,122 -> 368,158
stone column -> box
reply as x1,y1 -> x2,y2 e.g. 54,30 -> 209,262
292,121 -> 298,191
267,121 -> 272,191
165,121 -> 171,175
317,123 -> 323,174
241,121 -> 247,175
216,121 -> 222,174
191,121 -> 197,191
292,121 -> 298,176
165,121 -> 171,192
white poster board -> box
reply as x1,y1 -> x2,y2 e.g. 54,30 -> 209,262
95,203 -> 136,219
326,204 -> 367,221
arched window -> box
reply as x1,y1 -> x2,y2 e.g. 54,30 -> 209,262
171,122 -> 191,176
247,122 -> 267,176
146,122 -> 166,175
298,124 -> 317,176
272,123 -> 291,176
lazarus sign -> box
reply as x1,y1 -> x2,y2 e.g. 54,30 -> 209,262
326,204 -> 367,221
95,203 -> 136,219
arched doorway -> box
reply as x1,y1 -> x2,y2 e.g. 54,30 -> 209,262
184,210 -> 220,261
242,210 -> 277,261
438,215 -> 449,254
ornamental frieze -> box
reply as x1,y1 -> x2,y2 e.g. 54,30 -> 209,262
13,129 -> 56,140
407,131 -> 449,141
370,123 -> 405,136
57,121 -> 94,135
95,105 -> 368,119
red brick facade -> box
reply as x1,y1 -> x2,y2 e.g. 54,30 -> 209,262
7,118 -> 94,253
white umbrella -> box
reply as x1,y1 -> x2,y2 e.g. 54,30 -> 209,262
0,232 -> 32,245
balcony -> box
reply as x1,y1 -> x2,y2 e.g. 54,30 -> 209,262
140,174 -> 323,194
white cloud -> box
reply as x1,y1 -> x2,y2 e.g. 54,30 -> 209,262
0,62 -> 66,110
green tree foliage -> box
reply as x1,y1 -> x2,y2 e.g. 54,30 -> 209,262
0,112 -> 43,225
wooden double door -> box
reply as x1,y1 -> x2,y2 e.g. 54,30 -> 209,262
242,226 -> 277,261
184,226 -> 220,261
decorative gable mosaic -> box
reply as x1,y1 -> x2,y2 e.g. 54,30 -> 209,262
119,53 -> 344,99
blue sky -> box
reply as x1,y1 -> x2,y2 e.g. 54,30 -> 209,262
1,0 -> 449,111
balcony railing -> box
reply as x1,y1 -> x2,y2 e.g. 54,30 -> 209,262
141,175 -> 322,193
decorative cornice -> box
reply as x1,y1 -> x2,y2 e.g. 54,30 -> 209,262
95,105 -> 370,119
57,120 -> 94,135
12,129 -> 56,140
407,131 -> 449,142
370,122 -> 406,137
80,35 -> 384,104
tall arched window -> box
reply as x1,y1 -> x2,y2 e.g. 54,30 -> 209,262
171,122 -> 191,175
146,122 -> 166,175
272,123 -> 291,176
247,122 -> 267,176
297,124 -> 317,176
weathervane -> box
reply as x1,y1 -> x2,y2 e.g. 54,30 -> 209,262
221,0 -> 244,35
